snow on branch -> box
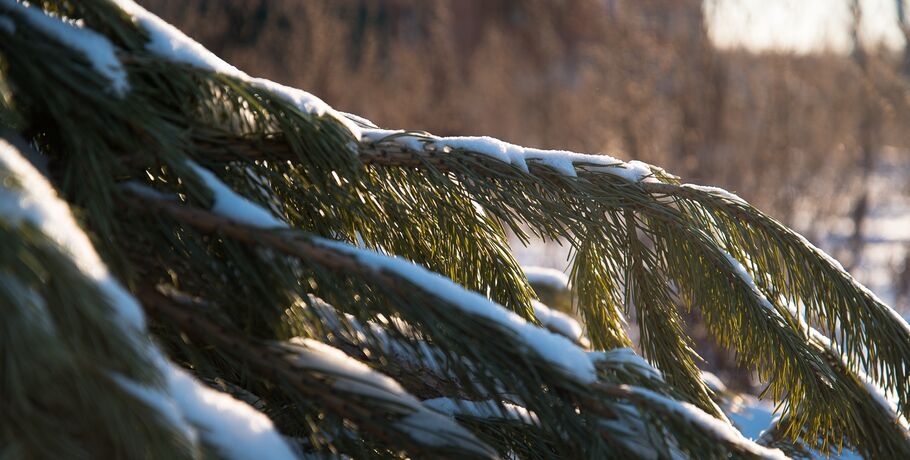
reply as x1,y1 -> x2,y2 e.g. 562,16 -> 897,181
187,161 -> 288,229
282,338 -> 495,455
311,237 -> 598,384
110,0 -> 361,138
0,138 -> 296,460
531,300 -> 587,347
91,0 -> 662,183
8,1 -> 910,456
116,360 -> 297,460
663,181 -> 910,349
789,304 -> 909,429
0,138 -> 143,329
600,385 -> 788,460
422,398 -> 540,426
0,0 -> 128,95
139,287 -> 496,457
720,251 -> 785,319
124,187 -> 788,457
361,129 -> 655,181
679,183 -> 748,205
303,295 -> 455,383
128,166 -> 599,386
588,348 -> 664,382
121,186 -> 629,387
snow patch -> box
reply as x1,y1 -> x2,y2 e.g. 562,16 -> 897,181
589,348 -> 664,382
164,365 -> 296,460
340,111 -> 379,129
286,338 -> 414,404
721,252 -> 781,318
116,354 -> 297,460
112,373 -> 200,445
304,297 -> 461,383
532,300 -> 583,344
187,162 -> 288,229
0,0 -> 128,95
121,181 -> 178,202
681,183 -> 748,205
395,410 -> 486,450
700,371 -> 728,394
361,128 -> 655,182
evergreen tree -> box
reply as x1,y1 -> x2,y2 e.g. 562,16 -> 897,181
1,1 -> 909,458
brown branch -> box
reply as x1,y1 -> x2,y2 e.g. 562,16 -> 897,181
193,134 -> 581,179
190,133 -> 714,201
124,193 -> 398,283
194,135 -> 454,171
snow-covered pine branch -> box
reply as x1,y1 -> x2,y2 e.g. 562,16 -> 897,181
0,137 -> 295,460
3,0 -> 910,458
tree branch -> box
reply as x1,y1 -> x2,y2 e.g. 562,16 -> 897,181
134,285 -> 486,459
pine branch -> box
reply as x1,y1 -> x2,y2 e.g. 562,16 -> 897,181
5,0 -> 909,456
135,286 -> 496,459
768,306 -> 910,458
200,127 -> 910,444
594,384 -> 785,460
122,190 -> 782,459
660,183 -> 910,417
122,191 -> 614,457
623,210 -> 723,418
0,136 -> 296,460
194,128 -> 864,442
572,236 -> 633,349
302,295 -> 573,458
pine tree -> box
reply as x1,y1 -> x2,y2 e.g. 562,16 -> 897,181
1,1 -> 910,458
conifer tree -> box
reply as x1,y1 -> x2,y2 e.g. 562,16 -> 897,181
1,1 -> 909,458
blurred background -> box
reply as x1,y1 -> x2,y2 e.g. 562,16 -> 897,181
144,0 -> 910,392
